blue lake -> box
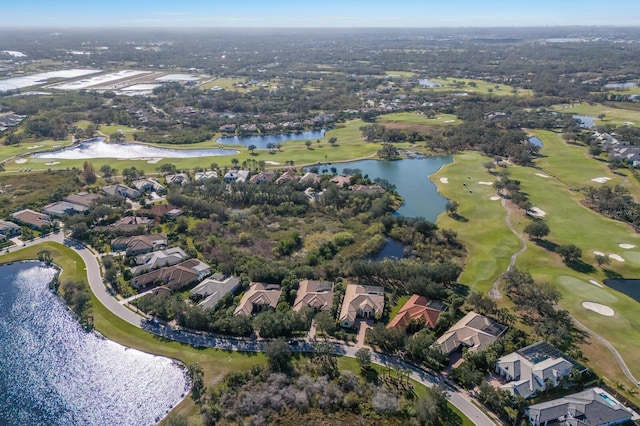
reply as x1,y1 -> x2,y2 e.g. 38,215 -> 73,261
35,137 -> 238,160
573,115 -> 597,129
418,78 -> 441,88
529,137 -> 543,148
217,129 -> 326,149
314,156 -> 452,221
0,262 -> 189,426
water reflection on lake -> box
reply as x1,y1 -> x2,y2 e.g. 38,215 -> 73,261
603,279 -> 640,303
573,115 -> 597,129
529,137 -> 543,148
217,129 -> 326,149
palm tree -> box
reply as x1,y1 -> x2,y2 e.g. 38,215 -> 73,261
231,158 -> 240,168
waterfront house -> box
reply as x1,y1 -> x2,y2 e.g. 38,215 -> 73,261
131,258 -> 211,291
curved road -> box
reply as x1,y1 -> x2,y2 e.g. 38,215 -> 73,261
4,233 -> 496,426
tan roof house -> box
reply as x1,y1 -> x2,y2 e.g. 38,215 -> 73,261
111,233 -> 168,256
330,175 -> 352,187
293,280 -> 333,312
11,209 -> 51,230
339,284 -> 385,328
387,294 -> 446,330
131,247 -> 188,275
234,282 -> 282,316
131,258 -> 210,291
436,311 -> 507,355
275,169 -> 297,185
63,192 -> 103,208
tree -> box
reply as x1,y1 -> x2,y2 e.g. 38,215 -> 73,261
231,158 -> 240,167
305,140 -> 312,149
355,348 -> 371,371
264,338 -> 292,372
3,133 -> 21,146
523,221 -> 550,240
100,164 -> 117,182
328,136 -> 338,147
595,254 -> 610,267
186,362 -> 206,403
248,144 -> 257,154
315,310 -> 336,336
158,163 -> 177,174
445,200 -> 459,217
377,143 -> 399,160
589,145 -> 602,158
556,244 -> 582,263
82,161 -> 97,184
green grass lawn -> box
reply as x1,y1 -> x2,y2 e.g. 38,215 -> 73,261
199,77 -> 249,92
378,112 -> 461,126
385,70 -> 418,77
417,77 -> 533,97
552,103 -> 640,127
0,136 -> 74,163
433,152 -> 520,293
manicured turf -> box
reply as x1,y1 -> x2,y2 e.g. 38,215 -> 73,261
384,70 -> 418,77
433,152 -> 520,293
417,77 -> 533,97
378,112 -> 461,126
552,103 -> 640,127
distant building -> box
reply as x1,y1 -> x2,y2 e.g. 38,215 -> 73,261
330,175 -> 352,187
63,192 -> 102,208
339,284 -> 385,328
234,282 -> 282,316
42,201 -> 89,217
132,178 -> 165,193
249,171 -> 275,184
387,294 -> 446,330
11,209 -> 51,230
102,184 -> 141,199
275,170 -> 297,185
190,273 -> 241,310
436,311 -> 507,355
194,170 -> 219,183
293,280 -> 333,312
224,169 -> 250,183
131,258 -> 211,291
131,247 -> 188,276
111,233 -> 168,256
0,219 -> 21,238
165,173 -> 190,186
496,342 -> 587,398
526,387 -> 635,426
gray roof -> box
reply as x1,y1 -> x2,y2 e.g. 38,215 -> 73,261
42,201 -> 89,216
191,275 -> 241,310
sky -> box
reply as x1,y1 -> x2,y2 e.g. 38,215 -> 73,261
5,0 -> 640,28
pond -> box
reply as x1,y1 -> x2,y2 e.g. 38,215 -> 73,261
573,115 -> 598,129
603,279 -> 640,303
373,238 -> 406,261
418,78 -> 441,88
0,262 -> 189,425
217,129 -> 326,149
314,156 -> 452,221
528,137 -> 543,148
34,137 -> 239,160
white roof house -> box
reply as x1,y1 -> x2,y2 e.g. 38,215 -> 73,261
131,247 -> 188,276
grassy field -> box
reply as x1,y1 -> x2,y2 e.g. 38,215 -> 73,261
417,77 -> 533,97
0,120 -> 383,174
378,112 -> 461,126
198,77 -> 252,92
433,152 -> 520,293
385,70 -> 418,77
552,103 -> 640,127
0,135 -> 74,163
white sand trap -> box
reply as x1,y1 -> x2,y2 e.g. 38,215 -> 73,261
619,243 -> 636,249
535,173 -> 550,178
589,279 -> 604,288
608,254 -> 625,262
14,159 -> 27,164
44,161 -> 60,166
591,177 -> 611,184
477,181 -> 493,186
146,158 -> 162,164
265,161 -> 280,165
582,301 -> 614,316
444,120 -> 455,123
26,145 -> 43,150
439,177 -> 449,183
593,250 -> 605,257
490,196 -> 500,201
529,207 -> 546,217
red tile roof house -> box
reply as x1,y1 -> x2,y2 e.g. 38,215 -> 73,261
111,233 -> 168,256
10,209 -> 52,230
387,295 -> 446,331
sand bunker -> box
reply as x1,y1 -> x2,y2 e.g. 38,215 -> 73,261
146,158 -> 162,164
44,161 -> 60,166
582,301 -> 614,316
619,243 -> 636,249
26,145 -> 43,150
477,181 -> 493,186
593,250 -> 605,257
490,196 -> 501,201
265,161 -> 280,165
439,177 -> 449,183
589,279 -> 604,288
529,207 -> 546,217
14,159 -> 27,164
608,254 -> 625,262
535,173 -> 549,178
443,120 -> 455,123
591,177 -> 612,184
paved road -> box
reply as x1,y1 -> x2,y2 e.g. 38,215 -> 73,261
4,235 -> 496,426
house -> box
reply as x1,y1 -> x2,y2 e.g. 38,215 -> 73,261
234,282 -> 282,316
42,201 -> 89,217
292,280 -> 333,312
102,184 -> 141,199
165,173 -> 190,186
526,387 -> 635,426
63,192 -> 102,208
275,169 -> 297,185
496,342 -> 587,398
435,311 -> 507,355
339,284 -> 385,328
224,169 -> 250,183
387,294 -> 446,330
11,209 -> 51,230
102,215 -> 153,233
0,219 -> 21,238
330,175 -> 352,187
351,184 -> 385,195
111,233 -> 168,256
138,204 -> 183,221
131,258 -> 211,291
194,170 -> 219,183
300,172 -> 321,185
249,171 -> 275,184
131,247 -> 188,276
132,178 -> 165,193
190,273 -> 241,310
